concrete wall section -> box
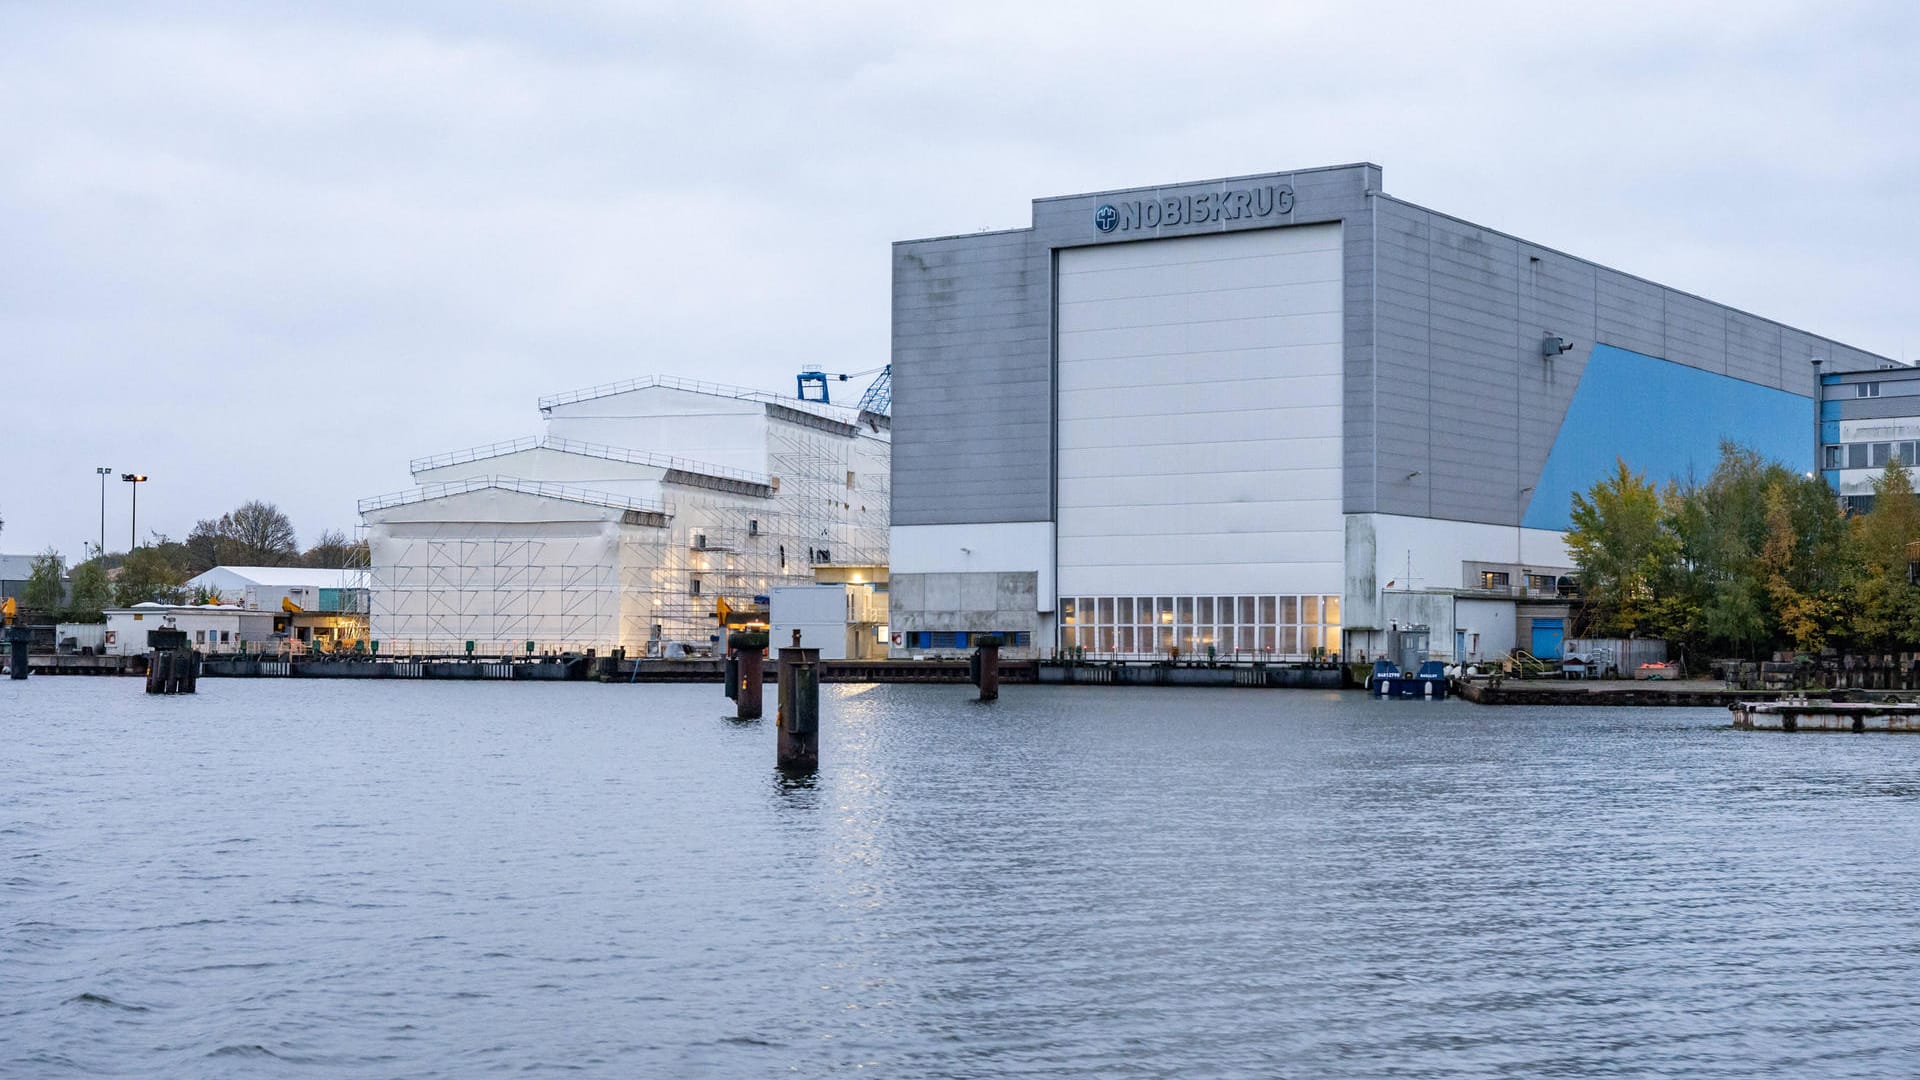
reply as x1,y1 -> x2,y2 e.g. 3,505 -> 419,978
1343,512 -> 1570,632
890,521 -> 1055,608
888,522 -> 1053,657
888,571 -> 1040,657
1455,598 -> 1517,663
1054,224 -> 1345,599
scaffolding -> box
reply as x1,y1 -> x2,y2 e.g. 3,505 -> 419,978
361,479 -> 667,655
362,377 -> 892,656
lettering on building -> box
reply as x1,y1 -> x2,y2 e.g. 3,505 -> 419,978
1094,185 -> 1295,234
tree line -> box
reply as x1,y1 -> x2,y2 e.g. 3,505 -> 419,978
1567,442 -> 1920,664
19,500 -> 367,619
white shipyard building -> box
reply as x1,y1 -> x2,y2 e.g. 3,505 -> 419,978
359,376 -> 890,655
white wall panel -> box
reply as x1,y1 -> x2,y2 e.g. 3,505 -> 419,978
891,522 -> 1055,611
1056,224 -> 1344,598
1058,351 -> 1338,393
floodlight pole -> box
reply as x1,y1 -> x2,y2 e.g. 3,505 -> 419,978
121,473 -> 147,549
95,466 -> 111,556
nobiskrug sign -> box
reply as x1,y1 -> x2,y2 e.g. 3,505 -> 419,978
1094,184 -> 1295,234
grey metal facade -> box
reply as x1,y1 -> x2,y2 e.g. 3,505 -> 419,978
892,163 -> 1891,532
1367,196 -> 1884,527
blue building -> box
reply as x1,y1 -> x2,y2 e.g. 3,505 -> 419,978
1816,363 -> 1920,514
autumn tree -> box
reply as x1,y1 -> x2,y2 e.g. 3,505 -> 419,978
1566,459 -> 1675,636
225,501 -> 298,565
183,501 -> 300,573
1758,479 -> 1836,651
67,560 -> 112,618
112,538 -> 190,607
23,547 -> 66,611
1849,458 -> 1920,649
1567,443 -> 1855,661
302,528 -> 368,569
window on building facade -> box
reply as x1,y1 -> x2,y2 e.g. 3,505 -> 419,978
1858,382 -> 1882,398
1825,445 -> 1843,469
1480,570 -> 1510,590
1056,593 -> 1343,658
689,576 -> 701,597
1873,442 -> 1891,467
1527,574 -> 1555,592
1849,444 -> 1870,469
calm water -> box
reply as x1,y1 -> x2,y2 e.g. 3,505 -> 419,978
5,679 -> 1920,1078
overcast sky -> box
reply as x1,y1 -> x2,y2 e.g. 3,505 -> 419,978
3,1 -> 1916,559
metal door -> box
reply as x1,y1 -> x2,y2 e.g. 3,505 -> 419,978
1530,619 -> 1564,661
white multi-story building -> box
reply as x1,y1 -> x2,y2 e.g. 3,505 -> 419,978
359,376 -> 890,655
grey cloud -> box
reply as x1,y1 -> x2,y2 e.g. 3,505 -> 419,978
2,0 -> 1915,554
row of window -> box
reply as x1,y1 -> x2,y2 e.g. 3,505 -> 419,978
1825,442 -> 1920,470
1062,624 -> 1336,655
1476,571 -> 1558,591
1058,594 -> 1342,657
1060,594 -> 1340,627
902,631 -> 1032,649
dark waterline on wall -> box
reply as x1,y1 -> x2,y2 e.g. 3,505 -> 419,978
5,680 -> 1920,1077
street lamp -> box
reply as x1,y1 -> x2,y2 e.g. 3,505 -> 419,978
95,467 -> 111,557
121,474 -> 147,550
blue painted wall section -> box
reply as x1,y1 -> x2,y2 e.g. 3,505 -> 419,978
1522,344 -> 1812,531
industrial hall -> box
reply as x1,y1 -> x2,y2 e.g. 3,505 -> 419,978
887,162 -> 1890,663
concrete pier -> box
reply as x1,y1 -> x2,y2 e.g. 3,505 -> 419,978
1732,700 -> 1920,732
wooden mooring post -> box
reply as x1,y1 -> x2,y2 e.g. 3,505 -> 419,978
776,629 -> 819,772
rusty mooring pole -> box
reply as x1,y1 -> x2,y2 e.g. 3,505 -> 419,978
975,635 -> 1001,702
776,628 -> 819,771
728,631 -> 766,720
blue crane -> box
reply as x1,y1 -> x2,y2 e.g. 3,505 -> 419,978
795,366 -> 890,415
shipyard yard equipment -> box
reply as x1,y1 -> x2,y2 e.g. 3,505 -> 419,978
796,366 -> 891,415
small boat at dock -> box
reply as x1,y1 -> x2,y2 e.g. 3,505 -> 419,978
1371,659 -> 1449,700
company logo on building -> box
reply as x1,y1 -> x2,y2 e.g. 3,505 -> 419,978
1094,184 -> 1295,233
